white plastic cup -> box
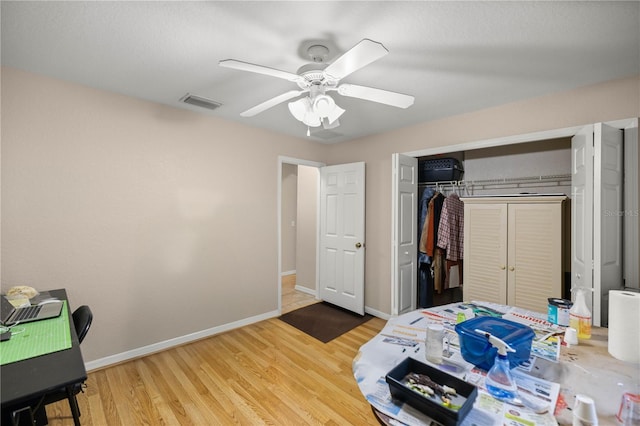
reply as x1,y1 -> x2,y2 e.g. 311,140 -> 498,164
565,327 -> 579,346
573,394 -> 598,425
425,324 -> 444,364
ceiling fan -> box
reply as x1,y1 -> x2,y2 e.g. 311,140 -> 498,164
219,39 -> 415,133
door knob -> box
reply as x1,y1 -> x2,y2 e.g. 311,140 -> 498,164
500,265 -> 506,270
355,242 -> 362,249
509,266 -> 515,271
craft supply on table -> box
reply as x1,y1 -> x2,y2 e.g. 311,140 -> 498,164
569,287 -> 592,340
572,393 -> 598,425
616,392 -> 640,426
426,323 -> 445,364
455,316 -> 535,371
547,298 -> 572,326
474,330 -> 518,402
564,327 -> 578,346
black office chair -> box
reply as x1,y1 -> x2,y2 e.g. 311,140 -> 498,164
41,305 -> 93,425
72,305 -> 93,344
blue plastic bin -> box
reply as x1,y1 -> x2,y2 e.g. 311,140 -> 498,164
455,316 -> 535,371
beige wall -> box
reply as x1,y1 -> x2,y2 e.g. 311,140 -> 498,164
2,65 -> 639,366
295,165 -> 318,291
325,74 -> 640,314
1,67 -> 326,363
280,164 -> 297,273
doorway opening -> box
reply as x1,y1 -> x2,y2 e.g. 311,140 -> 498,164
278,156 -> 323,314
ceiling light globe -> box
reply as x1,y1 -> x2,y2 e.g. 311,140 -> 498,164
288,98 -> 308,121
302,112 -> 321,127
313,95 -> 335,118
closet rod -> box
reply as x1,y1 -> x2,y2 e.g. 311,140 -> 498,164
418,173 -> 571,187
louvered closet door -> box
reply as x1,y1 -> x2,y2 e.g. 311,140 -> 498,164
463,203 -> 508,304
507,202 -> 563,313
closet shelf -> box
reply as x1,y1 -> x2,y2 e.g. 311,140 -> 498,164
419,173 -> 572,190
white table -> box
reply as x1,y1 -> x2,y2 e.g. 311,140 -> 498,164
353,303 -> 639,425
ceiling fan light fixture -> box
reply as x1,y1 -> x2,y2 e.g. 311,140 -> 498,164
326,104 -> 345,124
288,98 -> 308,121
288,97 -> 322,127
322,117 -> 341,130
221,38 -> 415,134
302,111 -> 321,127
312,94 -> 335,117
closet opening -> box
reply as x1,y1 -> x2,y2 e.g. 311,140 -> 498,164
415,138 -> 573,310
395,119 -> 638,325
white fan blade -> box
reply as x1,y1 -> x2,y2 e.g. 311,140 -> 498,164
219,59 -> 304,84
323,39 -> 388,80
240,90 -> 307,117
337,84 -> 414,108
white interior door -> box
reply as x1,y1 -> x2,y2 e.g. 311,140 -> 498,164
571,126 -> 595,317
594,123 -> 623,326
623,121 -> 639,290
572,123 -> 623,327
319,162 -> 365,315
391,154 -> 418,315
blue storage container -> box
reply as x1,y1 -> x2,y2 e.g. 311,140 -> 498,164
455,316 -> 535,371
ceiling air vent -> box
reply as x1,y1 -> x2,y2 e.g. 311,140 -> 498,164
180,93 -> 222,111
311,129 -> 343,141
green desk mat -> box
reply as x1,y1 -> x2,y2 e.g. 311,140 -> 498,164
0,301 -> 72,365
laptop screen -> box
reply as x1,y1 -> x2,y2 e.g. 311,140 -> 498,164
0,296 -> 17,324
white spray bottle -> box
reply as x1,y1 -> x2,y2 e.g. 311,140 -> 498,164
569,286 -> 592,340
475,329 -> 518,402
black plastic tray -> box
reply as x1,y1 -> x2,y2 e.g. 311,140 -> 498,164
385,357 -> 477,426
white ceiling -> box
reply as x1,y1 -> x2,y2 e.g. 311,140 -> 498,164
2,1 -> 639,144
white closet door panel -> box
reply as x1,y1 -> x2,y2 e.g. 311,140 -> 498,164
594,122 -> 623,326
508,203 -> 563,313
571,126 -> 594,314
463,203 -> 508,304
391,154 -> 418,315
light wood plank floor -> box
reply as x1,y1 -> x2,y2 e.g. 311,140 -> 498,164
44,281 -> 386,425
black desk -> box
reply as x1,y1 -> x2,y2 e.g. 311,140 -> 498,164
1,289 -> 87,425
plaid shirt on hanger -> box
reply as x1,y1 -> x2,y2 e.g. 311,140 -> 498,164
436,193 -> 464,261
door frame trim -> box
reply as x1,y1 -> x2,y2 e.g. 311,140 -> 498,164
277,156 -> 325,314
403,119 -> 635,158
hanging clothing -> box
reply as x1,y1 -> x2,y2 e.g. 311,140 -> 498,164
436,193 -> 464,261
446,260 -> 463,289
418,263 -> 433,308
418,187 -> 435,265
420,192 -> 445,257
433,248 -> 446,294
417,187 -> 436,306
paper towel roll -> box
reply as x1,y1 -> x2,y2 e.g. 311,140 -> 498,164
608,290 -> 640,363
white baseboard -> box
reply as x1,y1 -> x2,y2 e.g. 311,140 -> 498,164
85,309 -> 280,372
365,306 -> 391,320
281,270 -> 296,276
86,304 -> 390,372
294,285 -> 316,296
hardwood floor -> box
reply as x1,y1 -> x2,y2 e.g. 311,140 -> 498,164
44,279 -> 386,425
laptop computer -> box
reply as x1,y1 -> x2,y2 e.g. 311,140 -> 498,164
0,295 -> 63,326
